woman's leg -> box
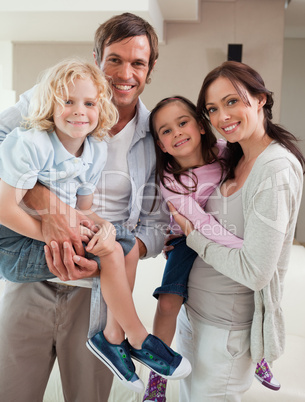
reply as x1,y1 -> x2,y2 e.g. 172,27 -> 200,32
177,306 -> 255,402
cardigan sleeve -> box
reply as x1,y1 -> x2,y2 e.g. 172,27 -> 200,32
186,156 -> 303,291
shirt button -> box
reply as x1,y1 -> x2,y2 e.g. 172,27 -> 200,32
59,171 -> 67,178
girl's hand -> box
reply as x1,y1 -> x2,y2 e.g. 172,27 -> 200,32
85,220 -> 116,257
167,202 -> 194,237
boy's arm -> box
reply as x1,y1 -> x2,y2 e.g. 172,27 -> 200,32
0,180 -> 43,241
23,183 -> 95,256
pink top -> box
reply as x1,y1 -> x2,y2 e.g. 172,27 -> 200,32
161,139 -> 243,248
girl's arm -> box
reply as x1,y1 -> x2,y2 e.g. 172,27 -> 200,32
162,184 -> 243,249
0,180 -> 43,241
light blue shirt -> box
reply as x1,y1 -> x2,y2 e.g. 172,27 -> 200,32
0,127 -> 107,207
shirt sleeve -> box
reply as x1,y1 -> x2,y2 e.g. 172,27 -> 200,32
162,179 -> 243,248
0,87 -> 34,145
186,158 -> 303,291
0,128 -> 42,189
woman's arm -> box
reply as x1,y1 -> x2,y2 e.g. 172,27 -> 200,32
178,159 -> 303,291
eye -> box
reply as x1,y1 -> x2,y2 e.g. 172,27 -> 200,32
207,107 -> 216,114
162,128 -> 171,135
64,100 -> 72,105
85,101 -> 95,107
227,98 -> 237,106
179,120 -> 187,127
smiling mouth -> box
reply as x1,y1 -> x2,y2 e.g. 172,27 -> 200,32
174,138 -> 190,147
67,121 -> 89,125
223,122 -> 240,132
113,84 -> 134,91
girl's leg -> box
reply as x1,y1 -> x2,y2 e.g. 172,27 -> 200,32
143,293 -> 183,401
153,293 -> 184,346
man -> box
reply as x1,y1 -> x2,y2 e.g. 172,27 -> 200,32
0,13 -> 167,402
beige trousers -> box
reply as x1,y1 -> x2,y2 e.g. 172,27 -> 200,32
0,281 -> 113,402
176,306 -> 256,402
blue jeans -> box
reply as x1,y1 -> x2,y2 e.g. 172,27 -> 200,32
0,224 -> 135,282
153,236 -> 197,303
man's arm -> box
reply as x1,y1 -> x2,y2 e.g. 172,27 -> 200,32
133,167 -> 169,259
23,183 -> 95,255
0,87 -> 34,143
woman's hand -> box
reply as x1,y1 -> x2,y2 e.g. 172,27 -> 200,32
167,202 -> 194,237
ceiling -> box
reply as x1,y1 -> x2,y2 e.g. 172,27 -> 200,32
0,0 -> 304,43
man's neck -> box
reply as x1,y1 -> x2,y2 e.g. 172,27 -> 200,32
110,104 -> 137,136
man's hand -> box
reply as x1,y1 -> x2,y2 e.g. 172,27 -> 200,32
44,241 -> 99,281
23,182 -> 96,257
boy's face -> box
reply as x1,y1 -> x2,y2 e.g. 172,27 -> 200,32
53,78 -> 99,155
98,35 -> 152,112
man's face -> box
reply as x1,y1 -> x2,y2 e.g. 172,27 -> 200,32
98,35 -> 152,112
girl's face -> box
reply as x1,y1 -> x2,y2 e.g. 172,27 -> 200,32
154,101 -> 205,168
205,76 -> 265,145
53,77 -> 99,155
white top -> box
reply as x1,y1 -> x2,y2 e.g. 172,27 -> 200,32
92,115 -> 136,222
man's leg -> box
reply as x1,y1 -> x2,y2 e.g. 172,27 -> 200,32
0,282 -> 57,402
55,284 -> 113,402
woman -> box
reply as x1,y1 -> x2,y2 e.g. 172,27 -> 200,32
168,61 -> 305,401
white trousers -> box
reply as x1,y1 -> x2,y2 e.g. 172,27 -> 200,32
176,306 -> 255,402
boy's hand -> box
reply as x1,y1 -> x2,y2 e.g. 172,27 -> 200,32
85,221 -> 116,257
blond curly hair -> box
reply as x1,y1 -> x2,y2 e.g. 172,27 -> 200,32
25,58 -> 118,140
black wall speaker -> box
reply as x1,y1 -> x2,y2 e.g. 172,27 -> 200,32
227,44 -> 243,62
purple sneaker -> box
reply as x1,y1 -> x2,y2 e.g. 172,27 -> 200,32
255,358 -> 281,391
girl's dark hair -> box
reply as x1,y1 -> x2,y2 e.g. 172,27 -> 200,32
197,61 -> 305,179
149,96 -> 225,208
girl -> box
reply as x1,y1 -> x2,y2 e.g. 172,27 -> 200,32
143,95 -> 281,402
168,62 -> 304,401
0,59 -> 190,394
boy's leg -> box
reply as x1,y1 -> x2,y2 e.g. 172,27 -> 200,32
103,243 -> 140,344
0,226 -> 55,282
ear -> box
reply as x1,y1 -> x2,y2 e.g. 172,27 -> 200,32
257,94 -> 267,110
157,140 -> 167,153
93,52 -> 98,67
199,125 -> 206,135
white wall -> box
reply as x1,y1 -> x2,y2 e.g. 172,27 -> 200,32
5,0 -> 305,241
281,38 -> 305,242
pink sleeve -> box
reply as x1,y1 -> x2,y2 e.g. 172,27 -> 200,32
161,181 -> 243,249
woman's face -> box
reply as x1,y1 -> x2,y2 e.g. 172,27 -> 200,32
205,76 -> 265,145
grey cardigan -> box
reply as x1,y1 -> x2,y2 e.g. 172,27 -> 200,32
187,141 -> 303,362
